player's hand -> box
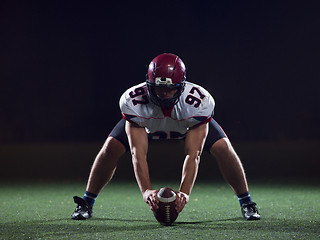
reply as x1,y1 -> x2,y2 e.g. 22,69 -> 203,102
143,189 -> 159,211
175,191 -> 189,213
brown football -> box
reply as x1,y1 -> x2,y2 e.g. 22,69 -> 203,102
153,187 -> 179,226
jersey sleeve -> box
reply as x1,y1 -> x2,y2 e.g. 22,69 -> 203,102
191,94 -> 214,127
182,83 -> 215,128
119,84 -> 148,127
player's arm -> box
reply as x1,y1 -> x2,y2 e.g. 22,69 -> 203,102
125,120 -> 159,210
176,122 -> 209,212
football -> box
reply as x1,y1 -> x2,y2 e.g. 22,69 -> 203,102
153,187 -> 179,226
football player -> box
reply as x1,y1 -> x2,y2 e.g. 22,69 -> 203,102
71,53 -> 260,221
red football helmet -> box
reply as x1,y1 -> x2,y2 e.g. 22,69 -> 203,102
146,53 -> 186,108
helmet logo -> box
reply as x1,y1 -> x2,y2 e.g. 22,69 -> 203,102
155,77 -> 173,85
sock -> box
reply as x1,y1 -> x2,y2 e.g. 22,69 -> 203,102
237,192 -> 252,206
83,191 -> 98,207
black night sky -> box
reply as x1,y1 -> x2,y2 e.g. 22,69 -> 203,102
1,1 -> 320,144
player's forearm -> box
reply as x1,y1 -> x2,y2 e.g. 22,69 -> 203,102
125,121 -> 151,193
179,154 -> 200,195
132,155 -> 152,194
180,123 -> 207,195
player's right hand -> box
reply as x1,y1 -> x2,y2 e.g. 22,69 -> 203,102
143,189 -> 159,211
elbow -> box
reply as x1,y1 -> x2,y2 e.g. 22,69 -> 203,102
130,151 -> 140,164
185,146 -> 202,158
186,151 -> 202,165
194,153 -> 201,165
130,149 -> 147,164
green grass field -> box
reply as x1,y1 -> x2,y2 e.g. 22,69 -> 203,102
1,181 -> 319,240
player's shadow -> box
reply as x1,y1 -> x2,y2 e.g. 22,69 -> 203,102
40,216 -> 242,225
174,217 -> 241,226
217,217 -> 244,221
89,217 -> 153,223
91,217 -> 217,226
174,220 -> 214,225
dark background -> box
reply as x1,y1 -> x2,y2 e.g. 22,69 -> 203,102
1,1 -> 319,181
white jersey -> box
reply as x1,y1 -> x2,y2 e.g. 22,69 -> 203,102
119,81 -> 215,140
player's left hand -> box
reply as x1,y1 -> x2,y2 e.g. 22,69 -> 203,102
175,191 -> 189,213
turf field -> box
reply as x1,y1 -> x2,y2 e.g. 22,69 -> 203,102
1,181 -> 319,240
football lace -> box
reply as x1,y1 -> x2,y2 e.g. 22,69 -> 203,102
165,205 -> 171,223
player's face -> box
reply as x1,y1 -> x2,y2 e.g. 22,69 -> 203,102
154,86 -> 178,99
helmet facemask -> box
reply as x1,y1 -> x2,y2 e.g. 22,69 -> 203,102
146,79 -> 185,109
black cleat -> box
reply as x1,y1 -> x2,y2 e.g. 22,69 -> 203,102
71,196 -> 93,220
241,202 -> 260,220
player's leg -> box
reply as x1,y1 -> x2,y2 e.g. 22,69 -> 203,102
210,137 -> 249,196
85,136 -> 126,195
72,119 -> 129,220
204,119 -> 260,220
